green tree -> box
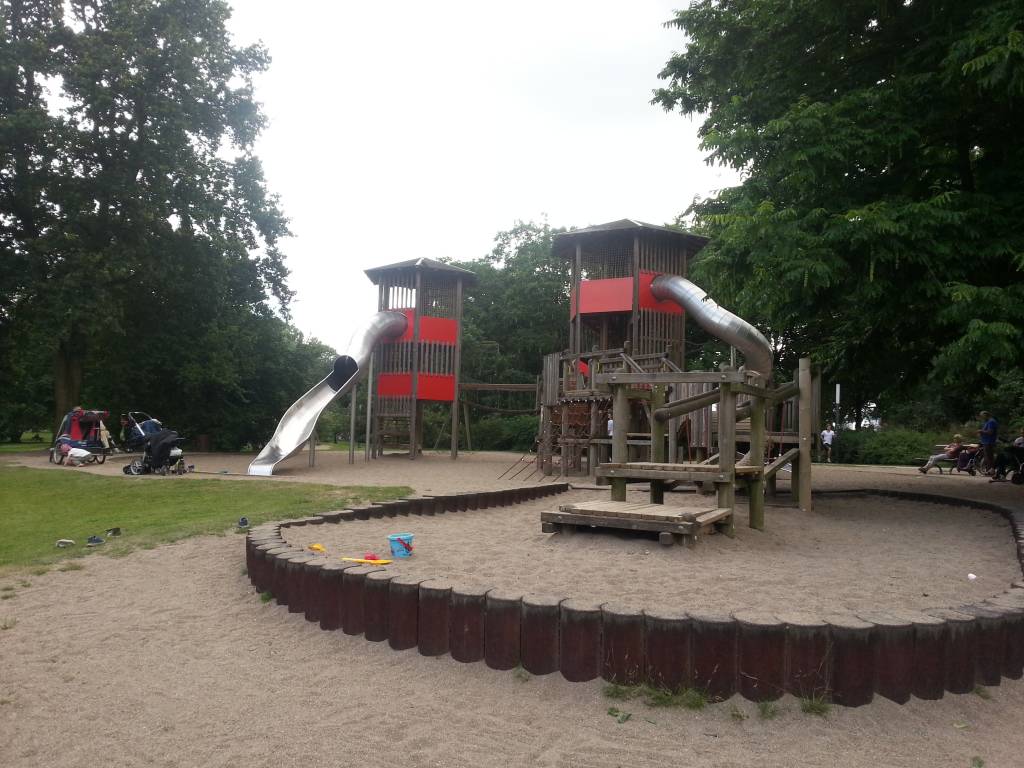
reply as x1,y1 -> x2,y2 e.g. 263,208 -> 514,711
451,219 -> 570,384
1,0 -> 292,432
655,0 -> 1024,424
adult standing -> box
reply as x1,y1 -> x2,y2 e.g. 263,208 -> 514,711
820,424 -> 836,463
977,411 -> 999,474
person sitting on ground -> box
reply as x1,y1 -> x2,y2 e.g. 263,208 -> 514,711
977,410 -> 999,474
990,426 -> 1024,482
918,434 -> 964,474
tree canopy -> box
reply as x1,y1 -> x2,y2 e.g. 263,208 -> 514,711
655,0 -> 1024,426
0,0 -> 326,445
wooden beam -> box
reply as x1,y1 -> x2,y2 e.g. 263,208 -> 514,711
798,357 -> 813,512
650,385 -> 666,503
611,384 -> 629,501
451,277 -> 464,459
748,395 -> 766,531
717,377 -> 737,536
460,383 -> 536,391
654,388 -> 720,422
595,371 -> 748,385
764,447 -> 799,479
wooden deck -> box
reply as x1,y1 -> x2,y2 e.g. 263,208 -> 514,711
541,500 -> 732,547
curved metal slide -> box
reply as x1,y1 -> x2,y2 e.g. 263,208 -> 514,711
247,311 -> 408,476
650,275 -> 773,378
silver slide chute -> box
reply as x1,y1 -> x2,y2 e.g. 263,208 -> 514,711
650,275 -> 773,378
247,311 -> 408,476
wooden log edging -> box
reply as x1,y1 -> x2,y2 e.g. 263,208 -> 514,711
244,488 -> 1024,707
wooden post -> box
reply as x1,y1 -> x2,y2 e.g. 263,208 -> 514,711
363,352 -> 374,461
450,277 -> 464,459
409,269 -> 423,460
574,244 -> 583,390
748,390 -> 766,530
717,373 -> 736,536
650,384 -> 666,504
798,357 -> 813,512
631,235 -> 640,351
348,385 -> 357,465
611,384 -> 629,501
588,399 -> 599,477
308,433 -> 316,467
559,403 -> 569,477
463,401 -> 472,451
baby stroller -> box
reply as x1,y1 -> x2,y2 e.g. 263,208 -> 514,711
952,444 -> 989,476
122,429 -> 191,475
119,411 -> 165,453
50,408 -> 112,465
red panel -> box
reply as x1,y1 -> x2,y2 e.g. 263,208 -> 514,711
376,373 -> 455,402
377,373 -> 412,397
575,277 -> 633,316
571,273 -> 684,318
419,317 -> 458,344
417,374 -> 455,402
639,271 -> 683,314
385,309 -> 458,344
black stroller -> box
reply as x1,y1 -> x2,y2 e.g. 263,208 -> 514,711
122,429 -> 191,475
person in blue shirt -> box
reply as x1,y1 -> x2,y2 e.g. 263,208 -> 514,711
977,411 -> 999,475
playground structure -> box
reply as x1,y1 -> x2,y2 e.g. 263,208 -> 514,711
535,220 -> 819,542
250,258 -> 476,476
251,222 -> 819,540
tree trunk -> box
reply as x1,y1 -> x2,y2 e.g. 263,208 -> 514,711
53,340 -> 85,434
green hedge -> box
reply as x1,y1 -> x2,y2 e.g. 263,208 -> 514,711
830,428 -> 962,466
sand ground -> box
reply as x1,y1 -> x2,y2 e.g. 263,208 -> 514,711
2,450 -> 1024,767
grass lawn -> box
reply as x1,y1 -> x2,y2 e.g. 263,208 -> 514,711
0,431 -> 52,454
0,466 -> 411,574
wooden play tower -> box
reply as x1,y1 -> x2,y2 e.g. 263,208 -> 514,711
537,219 -> 707,475
536,219 -> 819,546
363,258 -> 475,460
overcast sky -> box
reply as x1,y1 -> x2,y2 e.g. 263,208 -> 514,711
226,1 -> 739,355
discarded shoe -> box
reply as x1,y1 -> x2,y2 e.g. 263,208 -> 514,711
55,539 -> 75,548
917,467 -> 927,474
104,527 -> 121,537
86,535 -> 104,547
238,517 -> 249,529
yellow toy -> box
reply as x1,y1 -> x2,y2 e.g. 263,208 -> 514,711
341,557 -> 392,565
308,543 -> 326,553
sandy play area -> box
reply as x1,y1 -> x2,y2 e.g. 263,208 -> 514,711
3,450 -> 1024,767
283,492 -> 1018,615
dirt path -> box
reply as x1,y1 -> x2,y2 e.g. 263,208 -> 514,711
2,455 -> 1023,767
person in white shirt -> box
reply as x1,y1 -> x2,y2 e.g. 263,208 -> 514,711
820,425 -> 836,463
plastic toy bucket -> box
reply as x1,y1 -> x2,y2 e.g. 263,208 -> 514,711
388,533 -> 414,558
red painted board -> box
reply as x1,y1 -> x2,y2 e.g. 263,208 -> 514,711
386,309 -> 459,344
639,272 -> 684,314
378,373 -> 412,397
571,273 -> 683,317
416,374 -> 455,402
377,373 -> 455,402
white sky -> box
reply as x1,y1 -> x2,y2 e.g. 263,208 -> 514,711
226,1 -> 739,354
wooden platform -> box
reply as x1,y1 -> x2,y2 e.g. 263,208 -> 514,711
595,461 -> 763,484
540,500 -> 732,547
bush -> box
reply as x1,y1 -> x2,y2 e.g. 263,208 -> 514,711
467,415 -> 538,452
831,427 -> 962,466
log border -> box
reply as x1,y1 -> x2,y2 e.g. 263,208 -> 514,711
245,486 -> 1024,707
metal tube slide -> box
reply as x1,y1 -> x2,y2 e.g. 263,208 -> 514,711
650,275 -> 773,379
247,311 -> 408,476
